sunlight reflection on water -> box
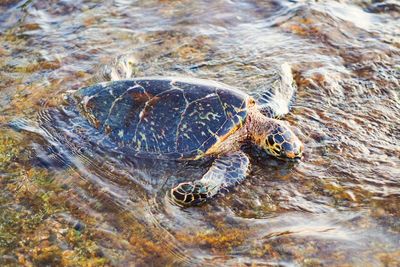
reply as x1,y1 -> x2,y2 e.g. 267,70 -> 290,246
1,0 -> 399,265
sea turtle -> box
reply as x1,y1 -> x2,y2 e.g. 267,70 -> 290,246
74,63 -> 303,206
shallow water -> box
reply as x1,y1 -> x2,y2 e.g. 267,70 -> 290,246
1,0 -> 400,266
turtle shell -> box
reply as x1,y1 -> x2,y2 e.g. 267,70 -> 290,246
75,77 -> 249,159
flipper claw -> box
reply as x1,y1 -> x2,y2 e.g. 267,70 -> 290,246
170,181 -> 209,206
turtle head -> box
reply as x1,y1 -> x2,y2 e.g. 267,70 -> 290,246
255,119 -> 303,160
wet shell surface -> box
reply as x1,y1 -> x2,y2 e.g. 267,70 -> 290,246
75,77 -> 250,159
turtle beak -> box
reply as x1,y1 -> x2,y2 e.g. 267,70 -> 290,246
281,144 -> 303,160
285,151 -> 296,158
281,152 -> 301,161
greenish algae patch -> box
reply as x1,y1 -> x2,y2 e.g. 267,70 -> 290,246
0,128 -> 181,265
0,131 -> 109,266
175,218 -> 249,253
94,210 -> 180,266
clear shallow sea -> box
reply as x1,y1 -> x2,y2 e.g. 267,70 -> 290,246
0,0 -> 399,266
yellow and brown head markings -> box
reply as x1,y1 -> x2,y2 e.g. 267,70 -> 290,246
268,122 -> 302,159
257,120 -> 303,160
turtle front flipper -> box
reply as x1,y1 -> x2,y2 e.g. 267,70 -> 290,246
169,151 -> 250,207
254,63 -> 297,118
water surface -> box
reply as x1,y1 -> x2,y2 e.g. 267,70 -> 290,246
1,0 -> 399,266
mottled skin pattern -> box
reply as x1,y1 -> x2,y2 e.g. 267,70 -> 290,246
75,74 -> 303,206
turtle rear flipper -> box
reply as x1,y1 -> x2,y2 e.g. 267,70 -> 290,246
254,63 -> 297,118
169,151 -> 250,206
